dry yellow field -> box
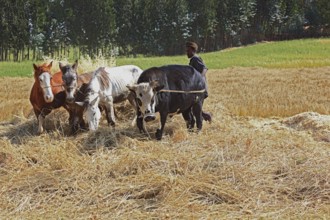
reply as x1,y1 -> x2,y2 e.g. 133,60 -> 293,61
0,67 -> 329,219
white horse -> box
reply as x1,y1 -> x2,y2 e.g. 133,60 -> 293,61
76,65 -> 143,131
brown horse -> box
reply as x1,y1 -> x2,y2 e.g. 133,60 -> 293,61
30,62 -> 67,134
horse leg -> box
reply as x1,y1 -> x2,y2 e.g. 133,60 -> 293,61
37,108 -> 51,134
71,107 -> 86,134
71,114 -> 80,134
67,110 -> 76,132
104,96 -> 115,127
32,107 -> 43,134
109,100 -> 116,127
61,104 -> 76,133
37,114 -> 44,134
156,112 -> 167,140
67,109 -> 80,134
78,110 -> 86,130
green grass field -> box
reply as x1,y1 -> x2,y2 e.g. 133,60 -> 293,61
1,38 -> 330,77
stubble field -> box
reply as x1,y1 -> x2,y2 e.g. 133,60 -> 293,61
0,66 -> 329,219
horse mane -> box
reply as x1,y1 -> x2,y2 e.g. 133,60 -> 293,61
96,67 -> 110,91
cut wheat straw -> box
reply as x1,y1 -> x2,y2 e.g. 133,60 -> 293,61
0,67 -> 329,218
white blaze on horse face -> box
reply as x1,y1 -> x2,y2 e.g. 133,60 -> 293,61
39,72 -> 54,103
85,95 -> 101,131
86,104 -> 101,131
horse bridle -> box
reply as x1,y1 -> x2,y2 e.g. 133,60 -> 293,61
39,71 -> 64,90
40,85 -> 51,89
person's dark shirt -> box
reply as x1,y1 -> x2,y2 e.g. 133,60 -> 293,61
189,55 -> 207,74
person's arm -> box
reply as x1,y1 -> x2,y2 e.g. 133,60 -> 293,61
201,68 -> 207,77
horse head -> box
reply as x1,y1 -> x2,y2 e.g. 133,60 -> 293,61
76,93 -> 101,131
60,60 -> 79,103
33,62 -> 54,103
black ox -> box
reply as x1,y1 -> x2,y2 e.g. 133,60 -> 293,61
127,65 -> 207,140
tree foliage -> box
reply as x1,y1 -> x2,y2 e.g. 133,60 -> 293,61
0,0 -> 329,61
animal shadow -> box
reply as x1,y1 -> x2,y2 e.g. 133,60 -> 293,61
80,123 -> 152,155
0,111 -> 71,145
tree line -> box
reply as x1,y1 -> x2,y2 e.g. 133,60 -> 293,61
1,0 -> 329,61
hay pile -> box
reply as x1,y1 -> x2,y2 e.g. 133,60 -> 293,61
0,67 -> 329,219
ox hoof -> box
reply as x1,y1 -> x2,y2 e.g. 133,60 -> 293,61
156,129 -> 162,140
196,128 -> 202,134
109,121 -> 116,127
186,123 -> 195,131
187,128 -> 194,133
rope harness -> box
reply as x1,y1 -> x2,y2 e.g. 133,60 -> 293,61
41,83 -> 64,90
136,88 -> 206,115
53,84 -> 65,88
158,88 -> 206,103
159,89 -> 205,94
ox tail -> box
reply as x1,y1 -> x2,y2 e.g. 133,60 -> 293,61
202,111 -> 212,123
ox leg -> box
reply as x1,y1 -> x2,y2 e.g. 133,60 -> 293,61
192,102 -> 203,131
156,112 -> 167,140
182,108 -> 195,131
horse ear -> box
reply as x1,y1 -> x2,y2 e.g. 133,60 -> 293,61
149,80 -> 159,88
73,60 -> 78,71
33,63 -> 38,71
47,61 -> 53,69
154,84 -> 164,92
75,102 -> 84,107
150,80 -> 164,91
90,96 -> 99,106
59,62 -> 65,71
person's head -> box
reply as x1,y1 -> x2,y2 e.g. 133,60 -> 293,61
186,41 -> 198,58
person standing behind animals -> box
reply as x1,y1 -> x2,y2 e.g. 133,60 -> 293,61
186,41 -> 212,122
